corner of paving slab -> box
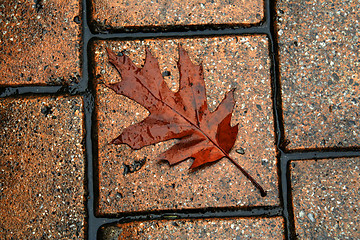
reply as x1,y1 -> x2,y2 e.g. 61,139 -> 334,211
290,157 -> 360,239
0,96 -> 86,238
276,0 -> 360,150
0,0 -> 82,86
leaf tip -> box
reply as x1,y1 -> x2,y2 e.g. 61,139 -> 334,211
106,47 -> 116,59
111,137 -> 122,145
177,44 -> 188,59
233,123 -> 239,132
104,82 -> 112,88
144,46 -> 151,56
105,82 -> 120,93
144,46 -> 158,65
189,159 -> 202,170
225,88 -> 237,106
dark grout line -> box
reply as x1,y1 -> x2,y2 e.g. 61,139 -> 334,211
0,86 -> 63,97
83,92 -> 96,240
284,150 -> 360,161
279,154 -> 297,240
0,85 -> 86,97
266,0 -> 295,239
94,205 -> 283,220
88,206 -> 284,239
81,0 -> 100,239
93,25 -> 270,40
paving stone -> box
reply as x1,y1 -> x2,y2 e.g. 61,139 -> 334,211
277,0 -> 360,150
290,157 -> 360,239
92,36 -> 278,215
0,96 -> 86,238
0,0 -> 82,86
99,217 -> 285,239
90,0 -> 264,32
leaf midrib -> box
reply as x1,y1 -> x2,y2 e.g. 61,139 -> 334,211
134,77 -> 230,158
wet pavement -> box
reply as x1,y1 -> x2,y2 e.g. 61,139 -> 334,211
0,0 -> 358,239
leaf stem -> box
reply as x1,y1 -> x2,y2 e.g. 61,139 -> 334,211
226,155 -> 267,197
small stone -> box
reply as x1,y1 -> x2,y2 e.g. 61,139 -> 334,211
299,211 -> 305,218
236,148 -> 245,155
307,213 -> 315,223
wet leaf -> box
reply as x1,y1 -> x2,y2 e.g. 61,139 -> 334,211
106,45 -> 266,196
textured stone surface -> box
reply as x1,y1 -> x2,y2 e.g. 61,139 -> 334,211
100,217 -> 285,239
90,0 -> 264,32
0,96 -> 86,238
291,158 -> 360,239
277,0 -> 360,150
0,0 -> 82,86
92,36 -> 278,215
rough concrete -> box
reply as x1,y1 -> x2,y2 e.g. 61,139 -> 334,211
92,36 -> 278,215
90,0 -> 264,32
100,217 -> 285,239
291,157 -> 360,239
277,0 -> 360,150
0,0 -> 82,85
0,96 -> 86,239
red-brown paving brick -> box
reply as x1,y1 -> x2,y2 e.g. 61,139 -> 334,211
0,96 -> 86,239
276,0 -> 360,150
92,36 -> 279,215
100,217 -> 285,239
291,158 -> 360,239
0,0 -> 82,86
90,0 -> 264,32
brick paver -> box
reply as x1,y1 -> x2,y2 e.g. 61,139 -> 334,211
0,0 -> 82,86
291,157 -> 360,239
90,0 -> 264,32
0,96 -> 86,238
277,0 -> 360,150
100,217 -> 285,239
92,36 -> 279,215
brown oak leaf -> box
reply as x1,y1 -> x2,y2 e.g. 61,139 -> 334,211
105,46 -> 266,197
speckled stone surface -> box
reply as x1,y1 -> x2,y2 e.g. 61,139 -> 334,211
92,36 -> 278,215
0,97 -> 86,238
277,0 -> 360,150
90,0 -> 264,32
291,158 -> 360,239
100,217 -> 285,239
0,0 -> 82,86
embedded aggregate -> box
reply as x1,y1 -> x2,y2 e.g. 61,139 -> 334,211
0,96 -> 86,238
92,36 -> 279,215
291,157 -> 360,239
